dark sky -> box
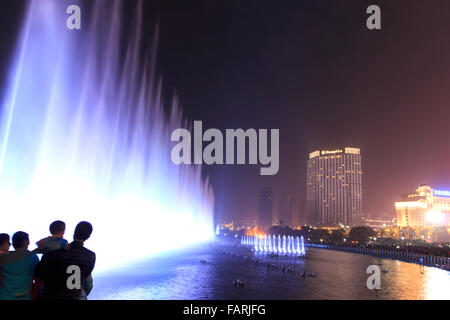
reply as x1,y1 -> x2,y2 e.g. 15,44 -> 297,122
2,0 -> 450,224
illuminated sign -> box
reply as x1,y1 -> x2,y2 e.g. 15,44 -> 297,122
310,147 -> 360,158
321,149 -> 343,155
434,190 -> 450,197
309,151 -> 320,159
345,147 -> 360,155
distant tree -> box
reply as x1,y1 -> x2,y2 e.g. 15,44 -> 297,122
330,229 -> 345,243
299,226 -> 311,239
349,226 -> 376,244
268,225 -> 284,235
292,229 -> 302,238
308,228 -> 329,242
268,225 -> 294,236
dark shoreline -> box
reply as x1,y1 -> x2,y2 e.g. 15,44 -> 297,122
305,244 -> 450,270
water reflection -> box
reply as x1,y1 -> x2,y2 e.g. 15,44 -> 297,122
424,266 -> 450,300
90,243 -> 450,300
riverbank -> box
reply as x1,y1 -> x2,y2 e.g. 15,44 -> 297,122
306,244 -> 450,270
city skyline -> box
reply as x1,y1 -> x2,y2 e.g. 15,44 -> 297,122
227,145 -> 450,229
225,146 -> 450,228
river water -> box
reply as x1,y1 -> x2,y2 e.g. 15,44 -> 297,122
90,241 -> 450,300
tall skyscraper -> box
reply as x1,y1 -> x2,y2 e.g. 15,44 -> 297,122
307,147 -> 363,227
258,186 -> 273,229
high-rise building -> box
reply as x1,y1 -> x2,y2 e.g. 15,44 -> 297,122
395,185 -> 450,228
258,186 -> 273,229
278,193 -> 292,226
307,147 -> 363,227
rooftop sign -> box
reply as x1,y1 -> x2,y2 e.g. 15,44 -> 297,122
309,147 -> 360,159
309,151 -> 320,159
434,190 -> 450,197
321,149 -> 343,155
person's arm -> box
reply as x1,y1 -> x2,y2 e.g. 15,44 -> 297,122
35,238 -> 66,254
83,274 -> 93,296
0,251 -> 30,266
34,252 -> 53,281
34,237 -> 51,254
62,239 -> 69,246
30,253 -> 39,274
85,252 -> 96,277
29,253 -> 41,300
30,276 -> 43,300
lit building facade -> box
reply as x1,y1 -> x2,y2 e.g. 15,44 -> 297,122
365,217 -> 396,230
307,147 -> 363,227
395,185 -> 450,228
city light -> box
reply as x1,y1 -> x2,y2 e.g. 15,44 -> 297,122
426,210 -> 444,225
395,202 -> 427,208
434,190 -> 450,197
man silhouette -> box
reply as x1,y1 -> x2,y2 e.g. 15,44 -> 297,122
35,221 -> 96,300
0,232 -> 39,300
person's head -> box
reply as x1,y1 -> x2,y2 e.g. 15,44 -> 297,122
74,221 -> 93,242
49,220 -> 66,237
0,233 -> 11,253
12,231 -> 30,250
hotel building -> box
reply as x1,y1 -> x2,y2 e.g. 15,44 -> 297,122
307,147 -> 363,227
395,185 -> 450,228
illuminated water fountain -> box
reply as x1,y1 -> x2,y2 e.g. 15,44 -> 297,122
242,234 -> 305,256
0,0 -> 214,270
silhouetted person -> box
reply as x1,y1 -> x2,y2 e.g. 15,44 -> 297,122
0,233 -> 30,266
0,234 -> 10,288
419,257 -> 424,273
0,232 -> 39,300
34,221 -> 68,254
35,221 -> 96,300
0,234 -> 10,256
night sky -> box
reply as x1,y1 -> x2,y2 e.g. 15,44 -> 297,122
2,0 -> 450,225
